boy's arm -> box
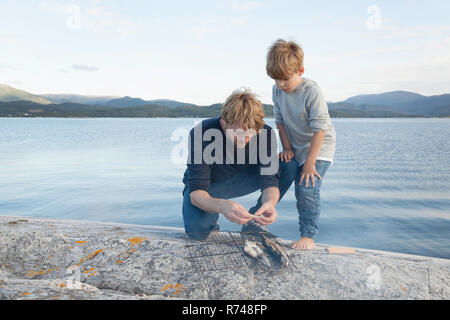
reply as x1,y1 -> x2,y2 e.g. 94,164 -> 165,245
305,130 -> 325,166
300,130 -> 324,188
272,86 -> 292,151
277,124 -> 294,162
301,85 -> 331,187
273,86 -> 293,162
277,124 -> 292,151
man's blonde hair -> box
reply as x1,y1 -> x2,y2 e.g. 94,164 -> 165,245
221,88 -> 265,133
266,38 -> 304,80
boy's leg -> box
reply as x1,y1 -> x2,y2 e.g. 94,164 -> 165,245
182,172 -> 260,240
294,160 -> 331,240
248,158 -> 298,214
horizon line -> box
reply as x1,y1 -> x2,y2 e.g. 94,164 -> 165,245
1,82 -> 449,105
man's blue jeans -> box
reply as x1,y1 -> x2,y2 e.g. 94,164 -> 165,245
295,159 -> 331,239
182,159 -> 298,239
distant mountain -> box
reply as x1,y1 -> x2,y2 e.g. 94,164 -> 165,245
328,108 -> 413,118
0,84 -> 196,109
1,84 -> 449,117
400,94 -> 450,116
146,99 -> 197,109
433,104 -> 450,117
0,84 -> 51,104
339,91 -> 450,116
0,100 -> 275,118
41,94 -> 120,105
0,100 -> 112,116
104,96 -> 197,108
328,101 -> 406,113
344,91 -> 426,106
104,96 -> 150,108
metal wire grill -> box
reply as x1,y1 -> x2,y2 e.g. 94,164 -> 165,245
183,231 -> 249,272
184,231 -> 297,272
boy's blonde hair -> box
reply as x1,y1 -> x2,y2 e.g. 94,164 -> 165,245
221,88 -> 265,133
266,39 -> 304,80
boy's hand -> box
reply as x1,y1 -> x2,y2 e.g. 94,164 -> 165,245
279,149 -> 294,162
299,161 -> 322,188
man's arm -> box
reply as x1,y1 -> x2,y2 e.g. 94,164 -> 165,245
190,190 -> 253,225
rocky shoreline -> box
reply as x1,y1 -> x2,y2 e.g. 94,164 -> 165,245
0,215 -> 449,300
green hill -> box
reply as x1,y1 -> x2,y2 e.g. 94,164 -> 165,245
0,84 -> 51,104
0,84 -> 448,118
0,101 -> 275,118
41,94 -> 120,105
340,91 -> 450,116
104,96 -> 198,108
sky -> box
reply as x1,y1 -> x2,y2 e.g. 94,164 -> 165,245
1,0 -> 450,105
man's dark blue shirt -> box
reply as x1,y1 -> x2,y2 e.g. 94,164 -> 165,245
182,117 -> 279,195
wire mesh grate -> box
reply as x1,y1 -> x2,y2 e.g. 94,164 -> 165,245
184,231 -> 297,272
184,231 -> 249,272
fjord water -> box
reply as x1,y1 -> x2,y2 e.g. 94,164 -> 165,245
0,118 -> 449,259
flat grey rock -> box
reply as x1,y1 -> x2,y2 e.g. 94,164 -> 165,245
0,216 -> 449,300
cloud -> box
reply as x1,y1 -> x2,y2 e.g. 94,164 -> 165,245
345,44 -> 424,58
188,15 -> 249,41
72,64 -> 99,72
3,80 -> 22,86
368,25 -> 450,40
0,28 -> 19,44
230,0 -> 262,11
84,7 -> 136,38
343,41 -> 450,97
190,26 -> 209,40
231,16 -> 248,26
38,1 -> 137,38
0,64 -> 18,71
188,18 -> 223,40
38,1 -> 66,14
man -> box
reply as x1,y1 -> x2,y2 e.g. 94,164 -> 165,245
182,88 -> 298,240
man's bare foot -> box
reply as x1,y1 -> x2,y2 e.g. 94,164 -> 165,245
292,237 -> 314,250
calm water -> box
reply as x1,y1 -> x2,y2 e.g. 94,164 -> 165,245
0,118 -> 449,259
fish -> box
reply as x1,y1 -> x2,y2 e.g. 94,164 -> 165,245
260,234 -> 289,267
243,240 -> 271,268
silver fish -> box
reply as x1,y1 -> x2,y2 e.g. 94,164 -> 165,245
244,240 -> 271,268
260,234 -> 289,267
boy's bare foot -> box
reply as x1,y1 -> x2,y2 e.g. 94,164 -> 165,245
292,237 -> 314,250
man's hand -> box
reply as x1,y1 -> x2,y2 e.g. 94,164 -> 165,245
279,149 -> 294,162
221,200 -> 253,225
299,161 -> 322,188
252,202 -> 278,226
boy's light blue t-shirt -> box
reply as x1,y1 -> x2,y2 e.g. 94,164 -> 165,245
272,77 -> 336,165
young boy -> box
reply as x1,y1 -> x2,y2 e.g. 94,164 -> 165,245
266,39 -> 336,250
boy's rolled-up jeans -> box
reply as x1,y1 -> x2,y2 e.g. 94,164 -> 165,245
182,160 -> 298,240
295,159 -> 331,239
